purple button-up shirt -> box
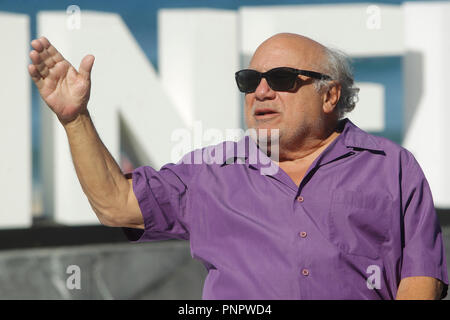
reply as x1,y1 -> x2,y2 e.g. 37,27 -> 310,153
124,118 -> 448,299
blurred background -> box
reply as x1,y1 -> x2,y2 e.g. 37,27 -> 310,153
0,0 -> 449,299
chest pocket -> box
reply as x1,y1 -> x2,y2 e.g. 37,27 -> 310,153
328,189 -> 393,259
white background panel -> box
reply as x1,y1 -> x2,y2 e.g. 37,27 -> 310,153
403,2 -> 450,207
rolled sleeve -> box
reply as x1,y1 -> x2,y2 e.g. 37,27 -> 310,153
122,162 -> 193,242
400,153 -> 448,297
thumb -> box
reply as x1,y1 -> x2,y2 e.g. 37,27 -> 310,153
78,54 -> 95,80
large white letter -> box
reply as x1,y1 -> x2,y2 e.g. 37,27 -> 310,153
0,13 -> 31,229
38,11 -> 186,225
159,9 -> 240,133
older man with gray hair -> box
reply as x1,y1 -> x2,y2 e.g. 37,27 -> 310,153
28,32 -> 447,299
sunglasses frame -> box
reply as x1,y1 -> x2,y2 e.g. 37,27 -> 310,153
235,67 -> 332,93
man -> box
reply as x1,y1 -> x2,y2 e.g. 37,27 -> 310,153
28,33 -> 448,299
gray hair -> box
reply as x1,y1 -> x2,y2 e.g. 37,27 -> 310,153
314,47 -> 359,118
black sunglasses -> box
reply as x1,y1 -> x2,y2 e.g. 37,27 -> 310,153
235,67 -> 332,93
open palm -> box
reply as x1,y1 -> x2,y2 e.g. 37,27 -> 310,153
28,37 -> 95,124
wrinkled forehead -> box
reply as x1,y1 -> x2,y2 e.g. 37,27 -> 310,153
249,34 -> 327,73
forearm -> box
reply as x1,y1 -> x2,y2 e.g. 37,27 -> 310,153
396,276 -> 444,300
62,109 -> 129,225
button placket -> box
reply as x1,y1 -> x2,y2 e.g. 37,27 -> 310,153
295,194 -> 310,281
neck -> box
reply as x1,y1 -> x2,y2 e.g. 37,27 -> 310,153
277,119 -> 343,163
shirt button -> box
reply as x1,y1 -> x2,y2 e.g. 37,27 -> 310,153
297,196 -> 304,202
302,269 -> 309,276
299,231 -> 307,238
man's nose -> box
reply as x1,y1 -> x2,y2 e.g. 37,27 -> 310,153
254,77 -> 276,100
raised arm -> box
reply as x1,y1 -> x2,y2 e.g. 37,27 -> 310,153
28,37 -> 143,228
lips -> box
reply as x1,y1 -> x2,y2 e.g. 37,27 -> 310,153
254,107 -> 280,120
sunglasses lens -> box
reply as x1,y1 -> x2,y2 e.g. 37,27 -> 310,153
235,68 -> 300,93
266,69 -> 297,91
235,70 -> 261,93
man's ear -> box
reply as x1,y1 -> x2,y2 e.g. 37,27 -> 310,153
323,82 -> 341,114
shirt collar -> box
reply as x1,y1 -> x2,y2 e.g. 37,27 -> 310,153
340,118 -> 383,152
221,118 -> 385,168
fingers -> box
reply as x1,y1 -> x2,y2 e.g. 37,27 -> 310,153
38,37 -> 65,64
37,45 -> 56,69
28,64 -> 43,89
78,54 -> 95,80
30,39 -> 44,52
29,49 -> 49,78
29,36 -> 94,82
29,37 -> 66,79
